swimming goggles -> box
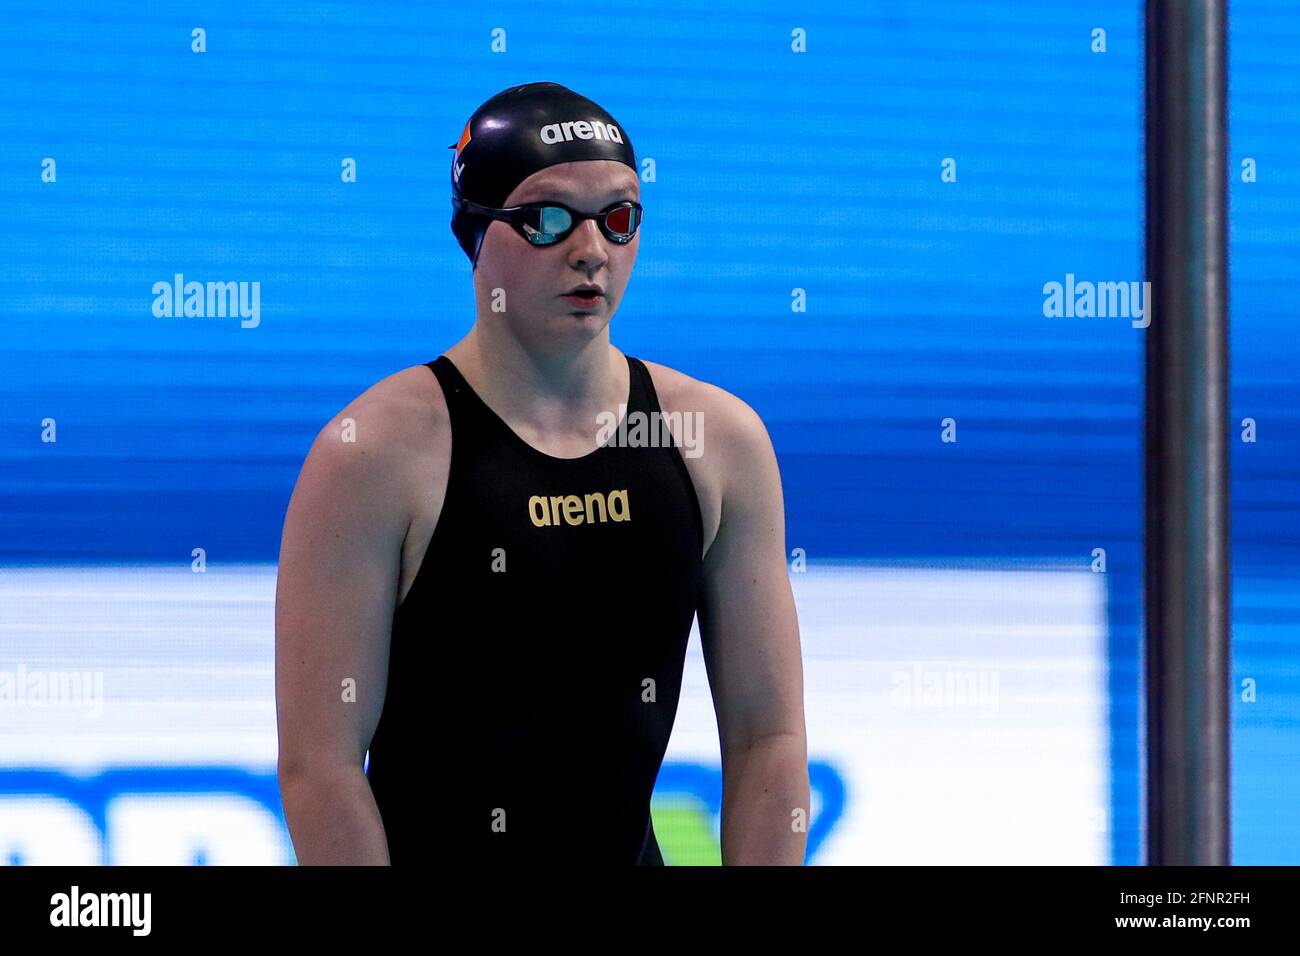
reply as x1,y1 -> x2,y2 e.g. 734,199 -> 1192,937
453,197 -> 643,246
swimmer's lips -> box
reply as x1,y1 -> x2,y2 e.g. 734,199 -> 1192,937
562,285 -> 606,308
563,284 -> 605,297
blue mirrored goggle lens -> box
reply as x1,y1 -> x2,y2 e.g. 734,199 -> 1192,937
520,206 -> 573,245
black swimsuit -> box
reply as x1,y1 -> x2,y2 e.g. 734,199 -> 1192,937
366,353 -> 705,864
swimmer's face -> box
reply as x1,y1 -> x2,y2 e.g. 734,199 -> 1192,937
474,160 -> 640,350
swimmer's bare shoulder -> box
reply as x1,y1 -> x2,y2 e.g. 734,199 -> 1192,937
638,358 -> 770,563
274,362 -> 447,865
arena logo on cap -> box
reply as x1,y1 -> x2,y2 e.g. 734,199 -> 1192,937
539,119 -> 624,146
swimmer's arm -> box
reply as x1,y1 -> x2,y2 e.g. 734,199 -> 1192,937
696,394 -> 809,866
275,411 -> 405,865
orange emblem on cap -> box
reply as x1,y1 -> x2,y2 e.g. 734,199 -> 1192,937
455,121 -> 472,155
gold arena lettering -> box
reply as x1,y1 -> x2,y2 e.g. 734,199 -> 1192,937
528,489 -> 630,527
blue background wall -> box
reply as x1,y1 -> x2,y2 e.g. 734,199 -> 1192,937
2,1 -> 1297,863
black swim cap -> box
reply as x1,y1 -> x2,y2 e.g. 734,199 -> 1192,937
449,82 -> 638,269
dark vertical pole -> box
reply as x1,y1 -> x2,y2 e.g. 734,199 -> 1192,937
1144,0 -> 1231,865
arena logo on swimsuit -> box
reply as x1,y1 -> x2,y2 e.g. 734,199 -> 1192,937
538,120 -> 624,145
528,489 -> 630,527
